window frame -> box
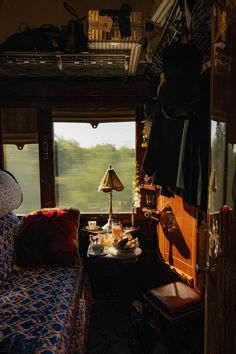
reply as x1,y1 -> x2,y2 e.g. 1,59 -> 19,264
52,109 -> 141,217
0,106 -> 144,221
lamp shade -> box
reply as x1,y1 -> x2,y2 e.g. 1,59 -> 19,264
98,165 -> 124,193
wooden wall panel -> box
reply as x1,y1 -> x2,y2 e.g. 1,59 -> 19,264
0,111 -> 3,168
205,210 -> 236,354
38,108 -> 55,208
205,6 -> 236,354
0,80 -> 150,109
158,195 -> 198,287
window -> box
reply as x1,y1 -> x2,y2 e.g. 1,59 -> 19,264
227,144 -> 236,208
210,121 -> 226,213
3,144 -> 41,214
53,122 -> 136,213
1,108 -> 40,214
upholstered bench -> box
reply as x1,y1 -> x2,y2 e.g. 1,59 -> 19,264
0,170 -> 93,353
143,281 -> 204,353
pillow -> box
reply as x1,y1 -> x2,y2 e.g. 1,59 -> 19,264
0,169 -> 23,217
14,208 -> 80,267
0,212 -> 19,284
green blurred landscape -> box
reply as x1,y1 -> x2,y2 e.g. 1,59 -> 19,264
5,137 -> 135,214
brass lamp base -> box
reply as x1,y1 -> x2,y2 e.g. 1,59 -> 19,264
98,165 -> 124,232
102,217 -> 113,231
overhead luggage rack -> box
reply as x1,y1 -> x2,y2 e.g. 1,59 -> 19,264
0,51 -> 135,79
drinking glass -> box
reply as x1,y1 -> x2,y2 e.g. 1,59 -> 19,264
112,221 -> 122,239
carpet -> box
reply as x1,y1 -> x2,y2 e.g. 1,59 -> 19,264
86,300 -> 190,354
86,301 -> 137,354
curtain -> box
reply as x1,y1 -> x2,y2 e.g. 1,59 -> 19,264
1,108 -> 38,149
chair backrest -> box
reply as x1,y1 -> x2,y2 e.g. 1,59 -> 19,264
0,169 -> 23,217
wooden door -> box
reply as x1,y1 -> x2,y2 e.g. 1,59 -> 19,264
205,5 -> 236,354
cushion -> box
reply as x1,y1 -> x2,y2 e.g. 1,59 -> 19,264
0,169 -> 23,217
14,208 -> 80,267
144,282 -> 203,318
0,212 -> 19,284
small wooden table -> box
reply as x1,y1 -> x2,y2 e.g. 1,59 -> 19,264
85,234 -> 142,300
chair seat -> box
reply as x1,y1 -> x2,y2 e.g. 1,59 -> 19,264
143,281 -> 204,320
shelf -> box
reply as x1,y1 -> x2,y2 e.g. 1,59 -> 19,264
141,184 -> 160,191
168,265 -> 194,287
142,207 -> 160,213
0,51 -> 132,79
142,207 -> 160,221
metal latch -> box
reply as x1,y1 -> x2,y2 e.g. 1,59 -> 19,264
196,263 -> 216,274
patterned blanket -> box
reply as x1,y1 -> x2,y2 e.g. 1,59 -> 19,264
0,265 -> 92,354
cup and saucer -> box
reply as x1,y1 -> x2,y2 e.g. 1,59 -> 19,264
88,242 -> 107,257
85,220 -> 101,232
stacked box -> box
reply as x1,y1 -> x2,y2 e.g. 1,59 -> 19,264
87,10 -> 143,75
88,10 -> 143,48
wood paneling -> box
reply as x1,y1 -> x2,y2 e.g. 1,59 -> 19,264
0,111 -> 3,168
158,195 -> 199,287
205,210 -> 236,354
205,6 -> 236,354
37,108 -> 55,208
212,21 -> 236,143
0,79 -> 150,108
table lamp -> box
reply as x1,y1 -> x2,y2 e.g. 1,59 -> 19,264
98,164 -> 124,230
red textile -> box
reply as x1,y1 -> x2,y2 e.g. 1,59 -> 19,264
15,208 -> 80,267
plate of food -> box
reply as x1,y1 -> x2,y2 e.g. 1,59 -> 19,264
109,245 -> 141,259
112,234 -> 139,253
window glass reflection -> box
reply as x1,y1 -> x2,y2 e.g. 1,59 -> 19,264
209,121 -> 226,212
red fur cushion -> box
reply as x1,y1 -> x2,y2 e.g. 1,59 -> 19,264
15,208 -> 80,267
